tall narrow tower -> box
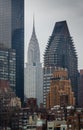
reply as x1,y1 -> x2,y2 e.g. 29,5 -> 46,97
25,19 -> 43,106
0,0 -> 24,102
44,21 -> 78,106
12,0 -> 24,103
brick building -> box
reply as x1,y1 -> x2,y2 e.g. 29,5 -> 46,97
46,68 -> 75,109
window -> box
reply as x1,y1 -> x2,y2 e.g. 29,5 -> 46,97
48,127 -> 53,130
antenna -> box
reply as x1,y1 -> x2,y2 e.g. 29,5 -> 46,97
33,14 -> 35,34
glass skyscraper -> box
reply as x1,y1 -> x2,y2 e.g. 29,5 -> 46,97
0,0 -> 24,102
12,0 -> 24,103
44,21 -> 78,105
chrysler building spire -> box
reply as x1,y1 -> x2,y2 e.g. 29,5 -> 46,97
32,14 -> 35,35
28,17 -> 40,64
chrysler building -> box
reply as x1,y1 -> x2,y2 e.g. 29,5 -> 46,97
25,19 -> 43,106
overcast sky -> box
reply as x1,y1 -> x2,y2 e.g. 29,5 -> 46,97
25,0 -> 83,70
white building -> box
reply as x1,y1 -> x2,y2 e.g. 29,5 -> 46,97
24,20 -> 43,106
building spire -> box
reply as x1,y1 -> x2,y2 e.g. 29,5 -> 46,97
28,15 -> 40,63
32,14 -> 35,35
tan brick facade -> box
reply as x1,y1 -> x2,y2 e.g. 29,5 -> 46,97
46,68 -> 75,109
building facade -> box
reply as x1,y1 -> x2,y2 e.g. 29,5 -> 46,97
0,0 -> 12,48
25,21 -> 43,106
78,70 -> 83,108
46,68 -> 75,109
0,45 -> 16,92
0,0 -> 24,102
12,0 -> 24,103
44,21 -> 78,106
43,66 -> 56,107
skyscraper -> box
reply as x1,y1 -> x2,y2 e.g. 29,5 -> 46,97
0,0 -> 24,102
44,21 -> 78,105
12,28 -> 24,103
12,0 -> 24,103
25,20 -> 43,106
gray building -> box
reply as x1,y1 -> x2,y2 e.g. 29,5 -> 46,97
0,0 -> 24,48
0,0 -> 11,48
0,0 -> 24,102
25,21 -> 43,106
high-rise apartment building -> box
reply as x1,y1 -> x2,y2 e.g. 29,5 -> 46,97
0,0 -> 24,102
44,21 -> 78,106
25,21 -> 43,106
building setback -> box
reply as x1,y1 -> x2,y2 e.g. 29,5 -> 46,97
25,20 -> 43,106
43,21 -> 78,106
0,0 -> 24,102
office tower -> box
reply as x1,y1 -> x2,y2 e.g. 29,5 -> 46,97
44,21 -> 78,106
46,68 -> 75,109
0,0 -> 24,102
0,44 -> 16,92
12,0 -> 24,103
25,20 -> 43,106
78,70 -> 83,108
12,28 -> 24,103
0,0 -> 24,48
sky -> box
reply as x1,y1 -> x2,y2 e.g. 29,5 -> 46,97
25,0 -> 83,70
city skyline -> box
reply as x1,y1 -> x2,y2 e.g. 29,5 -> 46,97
25,0 -> 83,70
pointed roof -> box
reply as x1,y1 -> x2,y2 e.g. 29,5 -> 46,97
31,15 -> 36,38
52,20 -> 70,36
29,16 -> 38,43
33,15 -> 35,34
27,17 -> 40,64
